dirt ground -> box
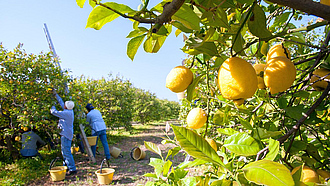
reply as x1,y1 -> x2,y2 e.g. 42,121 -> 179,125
31,121 -> 187,186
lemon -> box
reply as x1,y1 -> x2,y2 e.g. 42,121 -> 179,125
15,136 -> 21,142
253,63 -> 266,89
166,66 -> 193,93
23,127 -> 28,131
266,43 -> 291,62
310,68 -> 330,91
292,166 -> 320,185
218,57 -> 258,106
205,137 -> 217,151
187,108 -> 207,129
320,0 -> 330,6
264,57 -> 296,94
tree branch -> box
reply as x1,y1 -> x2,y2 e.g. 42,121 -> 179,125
266,0 -> 330,21
277,82 -> 330,144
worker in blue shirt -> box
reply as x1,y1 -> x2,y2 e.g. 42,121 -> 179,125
50,89 -> 77,175
85,103 -> 111,163
20,127 -> 46,159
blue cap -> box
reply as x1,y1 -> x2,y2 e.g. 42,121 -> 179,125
86,103 -> 94,111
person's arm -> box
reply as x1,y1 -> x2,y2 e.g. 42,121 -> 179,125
50,106 -> 67,118
52,89 -> 65,109
35,133 -> 46,146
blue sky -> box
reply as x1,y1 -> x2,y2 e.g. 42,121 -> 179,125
0,0 -> 187,102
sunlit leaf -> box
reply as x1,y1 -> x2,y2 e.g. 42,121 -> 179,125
172,4 -> 200,31
264,138 -> 279,161
145,141 -> 162,158
172,125 -> 225,167
186,74 -> 205,102
248,5 -> 272,39
76,0 -> 86,8
127,34 -> 146,60
223,133 -> 260,156
86,2 -> 134,30
243,160 -> 294,186
144,34 -> 167,53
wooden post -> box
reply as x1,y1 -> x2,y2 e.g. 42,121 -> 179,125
79,124 -> 96,163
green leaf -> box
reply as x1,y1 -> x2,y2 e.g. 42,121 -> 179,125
144,34 -> 167,53
163,160 -> 172,177
149,158 -> 165,178
247,5 -> 272,39
172,4 -> 200,31
217,128 -> 238,136
171,125 -> 225,167
284,105 -> 307,120
178,159 -> 208,169
223,133 -> 260,156
126,27 -> 148,38
264,138 -> 279,161
143,173 -> 158,178
195,42 -> 219,57
243,160 -> 294,186
201,8 -> 229,28
127,34 -> 146,61
172,21 -> 194,33
165,146 -> 181,160
145,141 -> 162,158
86,2 -> 134,30
239,117 -> 253,130
232,33 -> 246,56
252,127 -> 282,139
237,0 -> 254,5
186,74 -> 205,102
277,97 -> 288,109
181,177 -> 197,186
76,0 -> 86,8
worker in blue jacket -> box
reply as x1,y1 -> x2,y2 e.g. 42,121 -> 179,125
50,89 -> 77,175
85,103 -> 111,163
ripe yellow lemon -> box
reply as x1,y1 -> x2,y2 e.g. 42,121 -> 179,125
186,108 -> 207,129
166,66 -> 193,93
205,137 -> 217,151
292,166 -> 320,185
266,43 -> 291,62
253,63 -> 266,89
310,68 -> 330,91
15,136 -> 21,142
320,0 -> 330,6
218,57 -> 258,106
264,57 -> 296,94
23,127 -> 28,131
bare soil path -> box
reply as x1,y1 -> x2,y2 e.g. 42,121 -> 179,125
32,121 -> 185,186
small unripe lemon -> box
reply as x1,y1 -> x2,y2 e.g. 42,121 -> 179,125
266,43 -> 291,62
253,63 -> 266,89
264,57 -> 296,94
15,136 -> 21,141
187,108 -> 207,129
205,137 -> 217,151
310,68 -> 330,91
218,57 -> 258,106
166,66 -> 193,93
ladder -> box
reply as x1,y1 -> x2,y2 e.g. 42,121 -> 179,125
43,23 -> 69,94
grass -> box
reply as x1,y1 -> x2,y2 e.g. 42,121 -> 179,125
0,122 -> 158,185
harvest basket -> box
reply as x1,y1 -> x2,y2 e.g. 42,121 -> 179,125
49,157 -> 67,182
87,136 -> 97,146
95,159 -> 115,185
110,146 -> 123,158
130,147 -> 146,161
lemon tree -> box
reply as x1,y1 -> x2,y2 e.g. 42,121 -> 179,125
73,0 -> 330,185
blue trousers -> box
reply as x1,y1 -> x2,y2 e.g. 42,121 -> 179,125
91,129 -> 111,160
61,136 -> 76,171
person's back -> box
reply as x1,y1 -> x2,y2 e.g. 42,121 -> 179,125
21,130 -> 46,157
86,109 -> 106,134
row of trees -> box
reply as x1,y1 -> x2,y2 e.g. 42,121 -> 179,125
0,43 -> 180,161
75,0 -> 330,185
